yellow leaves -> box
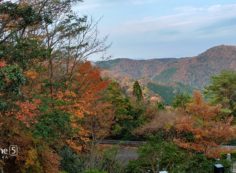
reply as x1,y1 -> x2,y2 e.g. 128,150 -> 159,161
66,140 -> 83,153
25,148 -> 40,168
25,146 -> 61,173
78,127 -> 90,137
195,134 -> 201,140
24,70 -> 38,80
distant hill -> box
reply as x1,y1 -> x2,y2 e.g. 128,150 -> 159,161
96,45 -> 236,104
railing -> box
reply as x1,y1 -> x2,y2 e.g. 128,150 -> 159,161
99,140 -> 146,147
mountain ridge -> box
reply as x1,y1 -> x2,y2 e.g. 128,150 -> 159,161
97,44 -> 236,64
96,45 -> 236,103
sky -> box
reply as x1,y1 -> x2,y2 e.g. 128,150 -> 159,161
75,0 -> 236,60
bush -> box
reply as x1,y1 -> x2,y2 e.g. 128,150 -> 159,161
126,137 -> 232,173
59,146 -> 85,173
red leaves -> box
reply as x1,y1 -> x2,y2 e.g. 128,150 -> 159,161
77,62 -> 109,99
54,61 -> 113,146
0,60 -> 6,68
15,99 -> 41,126
75,62 -> 113,140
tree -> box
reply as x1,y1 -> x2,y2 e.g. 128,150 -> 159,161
60,146 -> 85,173
174,91 -> 236,158
126,137 -> 189,173
0,2 -> 53,171
126,136 -> 232,173
104,81 -> 145,139
135,111 -> 179,140
73,62 -> 113,145
33,110 -> 73,144
172,93 -> 192,109
133,81 -> 143,102
205,70 -> 236,116
51,62 -> 113,153
0,0 -> 111,172
28,0 -> 109,99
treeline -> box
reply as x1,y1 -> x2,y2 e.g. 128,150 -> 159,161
0,0 -> 236,173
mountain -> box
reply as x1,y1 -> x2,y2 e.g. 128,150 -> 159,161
96,45 -> 236,104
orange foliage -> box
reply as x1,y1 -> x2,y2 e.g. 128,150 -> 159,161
54,61 -> 113,150
41,150 -> 61,173
174,91 -> 236,158
24,70 -> 38,79
15,99 -> 41,126
75,62 -> 113,141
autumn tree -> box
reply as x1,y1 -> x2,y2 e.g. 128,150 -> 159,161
174,91 -> 236,158
73,62 -> 113,145
135,111 -> 180,141
51,62 -> 114,169
22,0 -> 110,99
0,0 -> 111,172
50,62 -> 113,152
0,1 -> 62,172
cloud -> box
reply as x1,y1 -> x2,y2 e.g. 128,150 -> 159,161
76,1 -> 236,60
109,3 -> 236,41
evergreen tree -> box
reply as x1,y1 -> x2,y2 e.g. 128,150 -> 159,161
133,81 -> 143,102
205,70 -> 236,116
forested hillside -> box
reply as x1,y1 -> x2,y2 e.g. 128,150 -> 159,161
0,1 -> 236,173
97,45 -> 236,103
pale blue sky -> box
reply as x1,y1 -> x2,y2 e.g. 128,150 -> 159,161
76,0 -> 236,60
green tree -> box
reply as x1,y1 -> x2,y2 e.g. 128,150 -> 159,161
126,136 -> 232,173
157,102 -> 165,110
60,146 -> 85,173
33,110 -> 73,144
126,137 -> 188,173
172,93 -> 192,109
105,82 -> 144,139
205,70 -> 236,116
133,81 -> 143,102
